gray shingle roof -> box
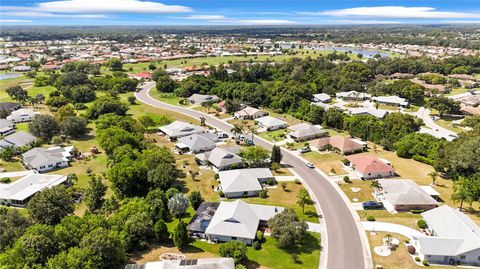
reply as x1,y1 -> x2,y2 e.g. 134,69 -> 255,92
160,120 -> 206,138
208,147 -> 242,168
178,134 -> 217,152
378,179 -> 439,206
218,168 -> 272,194
1,131 -> 36,148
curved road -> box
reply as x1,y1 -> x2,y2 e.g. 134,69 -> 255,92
136,82 -> 370,269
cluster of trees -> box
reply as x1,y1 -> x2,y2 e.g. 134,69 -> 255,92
6,85 -> 45,106
367,80 -> 425,104
28,106 -> 88,141
427,96 -> 462,118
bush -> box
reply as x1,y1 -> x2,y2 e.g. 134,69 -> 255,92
219,241 -> 247,265
417,220 -> 428,229
291,254 -> 301,264
256,231 -> 264,242
411,209 -> 425,214
252,241 -> 261,250
407,245 -> 416,255
259,189 -> 268,198
343,176 -> 351,183
266,178 -> 275,186
0,177 -> 11,183
281,182 -> 287,191
294,179 -> 301,184
127,96 -> 136,105
367,216 -> 376,222
422,260 -> 429,266
415,257 -> 421,262
342,159 -> 350,165
75,103 -> 87,110
219,191 -> 225,198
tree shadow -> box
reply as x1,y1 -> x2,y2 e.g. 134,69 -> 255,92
284,232 -> 321,255
305,210 -> 319,219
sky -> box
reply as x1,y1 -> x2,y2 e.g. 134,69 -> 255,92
0,0 -> 479,25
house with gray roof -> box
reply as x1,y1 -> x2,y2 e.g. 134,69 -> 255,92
313,93 -> 332,103
416,205 -> 480,266
255,116 -> 288,131
159,120 -> 206,140
207,147 -> 242,170
288,123 -> 326,141
176,133 -> 217,154
0,119 -> 15,136
372,95 -> 409,108
125,258 -> 235,269
0,131 -> 36,149
22,146 -> 74,172
218,168 -> 273,198
0,102 -> 21,113
187,94 -> 220,105
204,200 -> 283,244
234,106 -> 268,120
376,179 -> 439,212
0,173 -> 67,207
347,107 -> 389,119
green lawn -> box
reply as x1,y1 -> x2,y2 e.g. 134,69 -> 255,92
446,87 -> 470,96
149,90 -> 186,106
0,160 -> 25,172
302,151 -> 347,175
258,129 -> 288,142
377,104 -> 401,111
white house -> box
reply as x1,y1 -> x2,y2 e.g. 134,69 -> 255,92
336,91 -> 371,101
125,258 -> 235,269
218,168 -> 274,198
0,119 -> 15,136
288,123 -> 326,141
22,146 -> 74,172
255,116 -> 288,131
313,93 -> 332,103
0,173 -> 68,207
372,96 -> 409,108
204,200 -> 284,245
6,108 -> 36,123
416,205 -> 480,267
159,120 -> 206,140
176,133 -> 217,154
234,106 -> 268,120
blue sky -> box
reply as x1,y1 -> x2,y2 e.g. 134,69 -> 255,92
1,0 -> 479,25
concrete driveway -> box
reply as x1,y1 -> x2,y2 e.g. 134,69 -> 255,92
362,221 -> 424,240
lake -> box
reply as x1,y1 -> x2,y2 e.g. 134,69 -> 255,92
0,73 -> 21,80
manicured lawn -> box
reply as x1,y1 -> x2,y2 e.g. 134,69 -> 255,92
339,179 -> 373,203
271,166 -> 294,176
266,109 -> 304,126
26,85 -> 56,98
149,90 -> 185,106
434,118 -> 463,134
0,160 -> 25,172
368,232 -> 451,269
403,105 -> 420,112
360,211 -> 423,230
377,104 -> 401,111
302,151 -> 347,175
446,87 -> 470,96
258,129 -> 287,142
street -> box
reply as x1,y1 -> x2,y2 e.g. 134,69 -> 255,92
135,82 -> 370,269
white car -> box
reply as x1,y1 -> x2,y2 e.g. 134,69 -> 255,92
306,162 -> 315,169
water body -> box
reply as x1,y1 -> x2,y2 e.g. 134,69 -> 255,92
0,73 -> 21,80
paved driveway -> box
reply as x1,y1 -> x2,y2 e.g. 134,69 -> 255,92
136,83 -> 370,269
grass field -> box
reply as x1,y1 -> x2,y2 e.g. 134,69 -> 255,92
302,151 -> 347,175
446,87 -> 471,96
149,90 -> 186,106
0,160 -> 25,172
258,129 -> 287,142
360,211 -> 423,230
339,179 -> 373,203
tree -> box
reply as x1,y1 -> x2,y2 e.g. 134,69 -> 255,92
168,193 -> 189,219
0,209 -> 30,252
156,75 -> 176,93
121,212 -> 154,251
6,85 -> 28,102
146,189 -> 169,222
29,114 -> 60,141
428,171 -> 439,186
239,146 -> 270,167
268,209 -> 308,249
219,241 -> 247,265
56,104 -> 76,122
147,162 -> 177,190
28,186 -> 74,225
86,96 -> 128,119
138,115 -> 156,129
60,116 -> 88,138
297,189 -> 313,213
127,96 -> 136,105
271,145 -> 282,164
427,96 -> 461,118
451,177 -> 477,210
230,124 -> 243,139
153,219 -> 169,242
189,191 -> 204,210
77,227 -> 127,269
108,159 -> 149,198
0,146 -> 16,162
84,175 -> 107,212
107,58 -> 123,71
173,220 -> 190,250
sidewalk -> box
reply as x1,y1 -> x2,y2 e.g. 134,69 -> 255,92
362,221 -> 424,240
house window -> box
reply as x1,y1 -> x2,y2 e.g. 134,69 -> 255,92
232,237 -> 237,240
40,166 -> 45,169
459,255 -> 466,260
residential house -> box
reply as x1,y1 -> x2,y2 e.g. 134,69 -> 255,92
6,108 -> 36,123
372,96 -> 409,108
207,147 -> 242,170
376,179 -> 439,212
255,116 -> 288,131
347,107 -> 389,119
310,136 -> 365,155
416,205 -> 480,266
218,168 -> 274,198
187,94 -> 220,106
0,131 -> 37,149
125,258 -> 235,269
159,120 -> 206,140
336,91 -> 371,101
0,102 -> 21,113
0,119 -> 15,136
313,93 -> 332,103
288,123 -> 326,141
176,133 -> 217,154
202,200 -> 283,244
22,146 -> 74,172
132,71 -> 152,80
347,154 -> 395,179
234,106 -> 268,120
0,173 -> 68,207
11,65 -> 31,72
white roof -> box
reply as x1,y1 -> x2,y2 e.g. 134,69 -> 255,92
208,147 -> 242,168
235,106 -> 264,117
0,173 -> 67,201
348,107 -> 388,118
144,258 -> 234,269
419,205 -> 480,255
159,121 -> 205,138
313,93 -> 331,102
420,186 -> 440,196
372,95 -> 409,106
178,134 -> 216,151
288,123 -> 325,138
218,168 -> 272,194
8,108 -> 35,117
205,200 -> 283,240
336,91 -> 371,99
255,116 -> 288,128
378,179 -> 439,206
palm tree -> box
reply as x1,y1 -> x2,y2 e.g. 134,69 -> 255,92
248,126 -> 257,143
230,124 -> 243,139
428,171 -> 439,186
451,177 -> 473,211
370,179 -> 382,190
297,189 -> 313,214
200,117 -> 206,126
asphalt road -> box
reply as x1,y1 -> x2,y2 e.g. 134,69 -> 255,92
135,82 -> 368,269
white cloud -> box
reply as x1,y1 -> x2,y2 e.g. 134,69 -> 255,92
4,11 -> 107,18
176,14 -> 297,25
301,6 -> 479,19
0,19 -> 33,23
323,19 -> 402,25
3,0 -> 192,14
444,20 -> 480,24
234,19 -> 297,25
181,15 -> 227,20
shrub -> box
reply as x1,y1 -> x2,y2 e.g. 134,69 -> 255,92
411,209 -> 425,214
407,245 -> 416,255
415,257 -> 421,262
294,179 -> 301,184
422,260 -> 429,266
281,182 -> 287,191
367,216 -> 376,222
266,178 -> 275,186
219,191 -> 225,198
256,231 -> 264,242
405,239 -> 410,244
252,241 -> 261,250
127,96 -> 136,105
219,241 -> 247,265
343,176 -> 351,183
291,254 -> 301,264
342,159 -> 350,165
259,189 -> 268,199
75,103 -> 87,110
417,220 -> 428,229
0,177 -> 11,183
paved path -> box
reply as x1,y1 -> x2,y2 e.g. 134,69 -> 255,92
362,221 -> 424,240
414,107 -> 457,141
0,170 -> 35,178
307,222 -> 323,233
136,82 -> 372,269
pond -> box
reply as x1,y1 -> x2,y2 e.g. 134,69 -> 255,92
0,73 -> 21,80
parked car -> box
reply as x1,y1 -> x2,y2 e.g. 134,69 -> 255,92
305,162 -> 315,168
362,201 -> 384,210
299,147 -> 311,153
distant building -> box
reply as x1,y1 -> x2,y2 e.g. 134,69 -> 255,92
6,108 -> 36,123
0,131 -> 37,149
0,119 -> 15,136
347,154 -> 395,179
0,102 -> 21,113
313,93 -> 332,103
347,107 -> 389,119
336,91 -> 371,101
187,94 -> 220,106
11,65 -> 31,72
132,71 -> 152,80
310,136 -> 365,155
372,96 -> 409,108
